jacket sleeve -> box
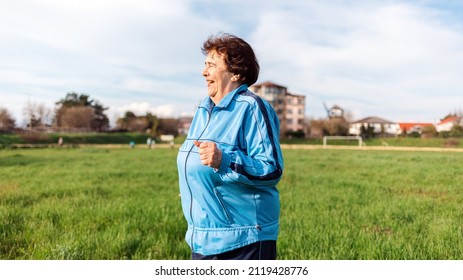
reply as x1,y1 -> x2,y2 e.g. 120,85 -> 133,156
215,102 -> 284,187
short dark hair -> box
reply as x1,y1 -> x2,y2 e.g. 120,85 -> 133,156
202,33 -> 260,86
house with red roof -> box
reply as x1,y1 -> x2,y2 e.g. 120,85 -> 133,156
349,118 -> 438,136
436,116 -> 462,132
398,122 -> 434,135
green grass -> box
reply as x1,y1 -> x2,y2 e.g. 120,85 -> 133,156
364,137 -> 463,148
0,132 -> 157,147
1,147 -> 463,259
0,147 -> 188,259
282,136 -> 463,148
2,132 -> 462,148
279,149 -> 463,259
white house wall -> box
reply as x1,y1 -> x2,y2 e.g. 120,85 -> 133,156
436,122 -> 454,132
349,123 -> 400,136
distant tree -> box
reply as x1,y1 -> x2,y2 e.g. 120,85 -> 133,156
285,130 -> 305,139
60,107 -> 94,130
130,118 -> 148,132
307,117 -> 348,137
409,131 -> 421,138
56,92 -> 94,107
54,92 -> 109,131
421,125 -> 437,138
115,113 -> 178,136
0,107 -> 16,132
116,111 -> 142,132
124,111 -> 136,118
449,124 -> 463,138
116,111 -> 136,131
23,101 -> 52,130
367,124 -> 375,138
91,101 -> 110,132
157,118 -> 179,137
322,118 -> 349,136
308,118 -> 324,138
115,112 -> 160,134
145,113 -> 159,137
360,124 -> 366,138
360,124 -> 376,139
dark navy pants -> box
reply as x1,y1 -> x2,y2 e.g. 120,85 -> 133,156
192,241 -> 277,260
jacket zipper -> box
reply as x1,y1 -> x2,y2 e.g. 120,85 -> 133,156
186,105 -> 213,249
214,188 -> 232,224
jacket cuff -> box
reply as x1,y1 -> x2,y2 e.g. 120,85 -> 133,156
215,151 -> 231,174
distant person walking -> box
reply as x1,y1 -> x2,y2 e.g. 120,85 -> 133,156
177,33 -> 284,260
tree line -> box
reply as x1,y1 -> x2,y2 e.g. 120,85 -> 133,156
0,92 -> 183,137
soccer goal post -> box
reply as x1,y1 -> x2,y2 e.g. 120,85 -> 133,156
323,136 -> 363,148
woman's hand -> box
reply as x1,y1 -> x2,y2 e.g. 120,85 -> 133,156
194,141 -> 222,169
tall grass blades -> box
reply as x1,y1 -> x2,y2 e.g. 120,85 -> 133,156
278,149 -> 463,259
1,147 -> 462,259
0,148 -> 189,259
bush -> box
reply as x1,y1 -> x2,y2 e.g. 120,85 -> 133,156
19,133 -> 50,144
443,138 -> 459,147
421,126 -> 438,138
449,125 -> 463,138
285,130 -> 305,139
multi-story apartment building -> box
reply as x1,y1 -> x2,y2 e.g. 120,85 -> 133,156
250,81 -> 306,137
285,92 -> 306,134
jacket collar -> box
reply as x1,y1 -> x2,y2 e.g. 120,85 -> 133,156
201,84 -> 248,111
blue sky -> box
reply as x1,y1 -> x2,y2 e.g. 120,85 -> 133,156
1,0 -> 463,127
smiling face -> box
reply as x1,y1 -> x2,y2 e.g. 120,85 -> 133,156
202,50 -> 240,104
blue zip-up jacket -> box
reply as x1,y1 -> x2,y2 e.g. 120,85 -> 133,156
177,84 -> 284,256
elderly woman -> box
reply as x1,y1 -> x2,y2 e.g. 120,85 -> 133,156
177,33 -> 284,260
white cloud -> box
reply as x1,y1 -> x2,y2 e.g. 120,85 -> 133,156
108,102 -> 194,127
117,102 -> 152,116
251,1 -> 463,122
113,102 -> 181,117
1,0 -> 463,127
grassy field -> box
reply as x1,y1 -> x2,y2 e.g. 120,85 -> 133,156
1,146 -> 463,259
2,132 -> 463,148
0,132 -> 155,147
